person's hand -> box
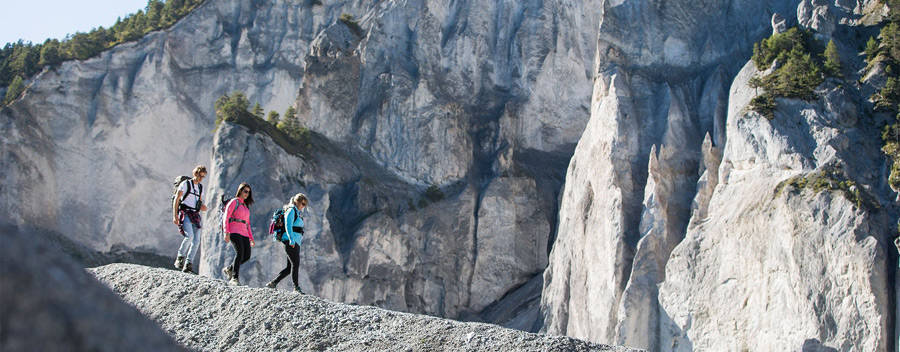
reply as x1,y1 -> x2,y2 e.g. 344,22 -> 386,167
224,233 -> 230,243
173,216 -> 180,226
250,239 -> 256,247
200,204 -> 208,211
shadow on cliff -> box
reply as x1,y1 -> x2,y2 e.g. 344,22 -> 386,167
3,222 -> 173,269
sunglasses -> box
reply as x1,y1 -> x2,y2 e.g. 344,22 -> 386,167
241,189 -> 251,194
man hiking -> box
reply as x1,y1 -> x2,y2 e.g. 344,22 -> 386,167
173,165 -> 208,274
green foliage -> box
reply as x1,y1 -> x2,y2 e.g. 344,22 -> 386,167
276,106 -> 309,142
38,40 -> 62,67
252,102 -> 264,118
768,48 -> 824,100
884,122 -> 900,189
266,110 -> 280,124
876,77 -> 900,111
774,166 -> 872,209
868,7 -> 900,113
747,27 -> 827,119
0,0 -> 205,89
749,94 -> 776,119
823,40 -> 842,77
339,13 -> 363,36
751,28 -> 811,71
3,75 -> 24,105
866,36 -> 880,61
214,91 -> 250,127
882,21 -> 900,62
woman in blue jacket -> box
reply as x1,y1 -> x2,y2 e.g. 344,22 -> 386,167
266,193 -> 308,293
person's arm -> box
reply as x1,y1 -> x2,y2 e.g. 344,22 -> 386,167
284,208 -> 297,246
173,181 -> 187,224
247,210 -> 254,244
172,190 -> 183,225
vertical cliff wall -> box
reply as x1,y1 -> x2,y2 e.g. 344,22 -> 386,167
542,0 -> 898,350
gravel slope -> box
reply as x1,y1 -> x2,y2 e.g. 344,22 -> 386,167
90,264 -> 641,352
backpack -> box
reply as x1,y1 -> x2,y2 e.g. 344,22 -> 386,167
219,194 -> 233,214
269,208 -> 286,241
171,176 -> 202,211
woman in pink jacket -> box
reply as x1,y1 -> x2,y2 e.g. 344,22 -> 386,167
221,182 -> 255,286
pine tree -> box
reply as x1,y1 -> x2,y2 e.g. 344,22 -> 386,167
267,111 -> 280,124
865,36 -> 879,62
278,106 -> 300,136
214,91 -> 250,127
823,40 -> 841,77
3,75 -> 25,105
39,40 -> 62,67
252,102 -> 264,118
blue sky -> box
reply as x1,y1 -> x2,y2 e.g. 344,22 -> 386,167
0,0 -> 149,45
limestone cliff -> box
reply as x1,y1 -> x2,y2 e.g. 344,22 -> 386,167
541,0 -> 898,351
0,0 -> 601,330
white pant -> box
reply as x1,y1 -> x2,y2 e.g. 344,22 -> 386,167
177,215 -> 201,264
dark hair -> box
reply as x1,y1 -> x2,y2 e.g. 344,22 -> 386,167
235,183 -> 254,207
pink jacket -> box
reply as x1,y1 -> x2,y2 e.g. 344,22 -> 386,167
222,198 -> 253,241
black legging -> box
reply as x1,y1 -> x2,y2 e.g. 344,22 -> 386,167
228,233 -> 251,278
272,241 -> 300,287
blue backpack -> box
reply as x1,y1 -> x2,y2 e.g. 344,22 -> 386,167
269,208 -> 286,241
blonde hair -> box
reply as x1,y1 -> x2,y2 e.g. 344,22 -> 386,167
192,165 -> 208,177
285,193 -> 308,210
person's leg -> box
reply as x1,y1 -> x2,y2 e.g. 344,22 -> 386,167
240,236 -> 252,265
180,217 -> 198,267
273,244 -> 292,284
176,215 -> 193,257
174,216 -> 192,269
229,233 -> 244,278
185,221 -> 201,265
287,244 -> 300,288
232,235 -> 250,278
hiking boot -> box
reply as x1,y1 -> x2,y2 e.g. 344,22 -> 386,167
174,256 -> 185,270
265,281 -> 277,289
181,262 -> 194,274
293,286 -> 303,294
222,265 -> 233,279
228,277 -> 240,286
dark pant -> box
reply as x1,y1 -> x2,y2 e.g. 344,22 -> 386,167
228,233 -> 251,278
272,241 -> 300,287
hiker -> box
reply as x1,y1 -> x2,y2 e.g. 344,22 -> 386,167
172,165 -> 208,274
266,193 -> 309,293
221,182 -> 255,286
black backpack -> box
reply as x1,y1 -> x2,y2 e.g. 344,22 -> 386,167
171,176 -> 202,211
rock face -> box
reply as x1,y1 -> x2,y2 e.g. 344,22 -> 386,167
199,114 -> 553,328
0,224 -> 184,351
90,263 -> 638,352
542,0 -> 898,351
0,0 -> 601,329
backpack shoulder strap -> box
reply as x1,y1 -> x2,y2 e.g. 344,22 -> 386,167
181,179 -> 192,203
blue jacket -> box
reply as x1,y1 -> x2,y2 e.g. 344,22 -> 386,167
282,205 -> 304,246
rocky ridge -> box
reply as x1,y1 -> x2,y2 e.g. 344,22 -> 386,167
90,263 -> 639,352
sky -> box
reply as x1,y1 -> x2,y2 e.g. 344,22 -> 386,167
0,0 -> 149,45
